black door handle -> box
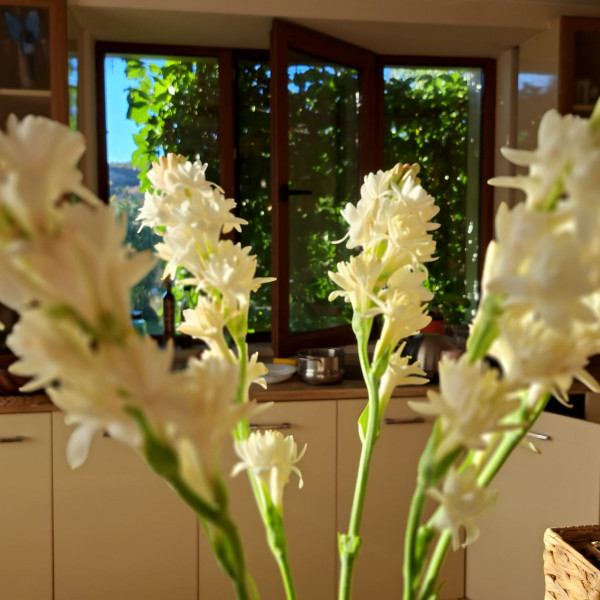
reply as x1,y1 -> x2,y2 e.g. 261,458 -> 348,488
280,183 -> 312,202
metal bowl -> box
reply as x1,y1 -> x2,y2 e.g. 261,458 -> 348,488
297,347 -> 344,385
401,333 -> 457,381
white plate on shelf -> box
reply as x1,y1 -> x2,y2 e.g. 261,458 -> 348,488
263,363 -> 296,384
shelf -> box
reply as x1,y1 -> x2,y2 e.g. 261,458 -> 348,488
0,88 -> 51,97
573,103 -> 596,114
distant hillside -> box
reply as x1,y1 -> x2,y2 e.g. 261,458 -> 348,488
109,163 -> 141,191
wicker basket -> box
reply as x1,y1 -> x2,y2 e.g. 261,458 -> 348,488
543,525 -> 600,600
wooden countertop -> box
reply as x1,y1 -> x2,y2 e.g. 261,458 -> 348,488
1,358 -> 597,414
0,376 -> 432,414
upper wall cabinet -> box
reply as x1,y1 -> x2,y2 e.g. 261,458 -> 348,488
517,16 -> 600,150
0,0 -> 67,126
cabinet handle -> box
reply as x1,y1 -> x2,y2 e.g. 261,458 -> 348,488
249,422 -> 292,431
527,431 -> 552,441
384,417 -> 426,426
0,435 -> 26,443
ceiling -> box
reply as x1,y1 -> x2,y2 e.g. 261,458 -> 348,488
68,0 -> 600,57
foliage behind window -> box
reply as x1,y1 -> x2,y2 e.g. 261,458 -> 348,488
103,53 -> 484,339
384,68 -> 482,324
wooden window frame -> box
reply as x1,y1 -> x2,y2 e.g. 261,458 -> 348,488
378,54 -> 497,288
270,20 -> 379,356
94,35 -> 496,356
95,41 -> 237,204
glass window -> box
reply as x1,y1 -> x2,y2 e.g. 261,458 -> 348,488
68,51 -> 78,131
98,42 -> 493,349
103,52 -> 220,335
286,56 -> 359,335
383,66 -> 484,325
236,58 -> 272,335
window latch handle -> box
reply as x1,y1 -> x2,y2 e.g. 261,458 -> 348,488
280,183 -> 312,202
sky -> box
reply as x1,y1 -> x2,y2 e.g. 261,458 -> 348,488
104,57 -> 143,164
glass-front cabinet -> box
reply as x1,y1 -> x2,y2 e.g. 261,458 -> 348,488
518,16 -> 600,150
565,19 -> 600,117
0,0 -> 67,125
0,0 -> 67,356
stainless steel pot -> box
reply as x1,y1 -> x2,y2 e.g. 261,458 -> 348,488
401,333 -> 458,381
297,347 -> 344,385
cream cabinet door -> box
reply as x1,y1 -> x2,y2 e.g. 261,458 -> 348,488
466,411 -> 600,600
0,412 -> 53,600
337,397 -> 465,600
52,413 -> 198,600
199,400 -> 337,600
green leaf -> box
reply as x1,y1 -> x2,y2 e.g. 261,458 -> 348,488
127,103 -> 150,125
357,404 -> 369,443
125,60 -> 146,80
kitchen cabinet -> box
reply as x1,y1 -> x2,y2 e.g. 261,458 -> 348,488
337,398 -> 465,600
1,390 -> 599,600
465,411 -> 600,600
0,0 -> 68,125
199,400 -> 338,600
517,16 -> 600,150
52,413 -> 198,600
0,412 -> 52,600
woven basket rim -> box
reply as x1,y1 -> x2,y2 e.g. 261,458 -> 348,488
545,526 -> 600,573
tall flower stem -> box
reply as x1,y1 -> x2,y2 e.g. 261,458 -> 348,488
417,530 -> 451,600
402,483 -> 429,600
264,506 -> 298,600
231,336 -> 299,600
401,307 -> 504,600
478,393 -> 549,487
126,406 -> 253,600
402,426 -> 438,600
338,316 -> 379,600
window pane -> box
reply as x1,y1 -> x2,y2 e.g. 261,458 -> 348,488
383,66 -> 483,325
287,53 -> 359,335
68,52 -> 78,131
104,53 -> 219,335
236,58 -> 272,335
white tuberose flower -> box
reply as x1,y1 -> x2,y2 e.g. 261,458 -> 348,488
164,354 -> 266,501
428,465 -> 498,550
488,310 -> 600,406
232,430 -> 306,508
0,114 -> 88,234
378,344 -> 428,417
409,354 -> 520,459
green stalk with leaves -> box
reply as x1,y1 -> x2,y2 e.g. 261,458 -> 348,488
397,103 -> 600,599
329,163 -> 440,599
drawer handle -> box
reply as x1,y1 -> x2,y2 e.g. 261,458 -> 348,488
249,422 -> 292,431
384,417 -> 426,426
527,431 -> 552,441
0,435 -> 26,443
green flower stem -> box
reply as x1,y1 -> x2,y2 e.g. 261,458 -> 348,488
126,406 -> 253,600
244,471 -> 298,600
338,316 -> 380,600
402,426 -> 440,600
417,529 -> 452,600
229,336 -> 298,600
402,483 -> 429,600
234,337 -> 249,406
465,294 -> 503,363
478,392 -> 549,487
233,337 -> 250,441
264,505 -> 298,600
